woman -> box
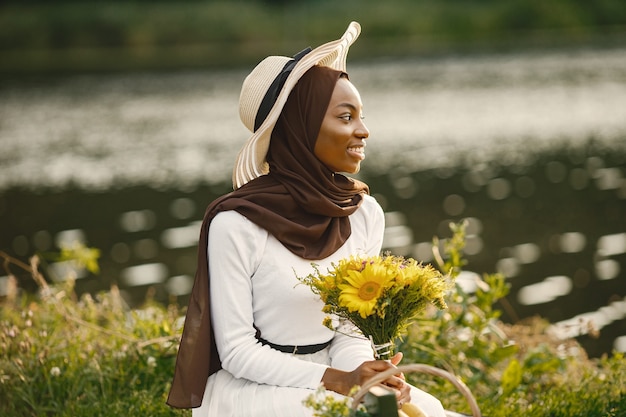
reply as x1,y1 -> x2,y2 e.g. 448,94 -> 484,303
167,22 -> 446,417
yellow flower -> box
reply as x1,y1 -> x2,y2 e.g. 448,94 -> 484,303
322,316 -> 335,330
320,273 -> 338,290
338,261 -> 394,318
333,256 -> 363,279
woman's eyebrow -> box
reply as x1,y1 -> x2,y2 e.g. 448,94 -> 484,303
334,102 -> 360,111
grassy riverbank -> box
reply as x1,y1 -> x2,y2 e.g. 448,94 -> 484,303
2,0 -> 626,75
1,228 -> 625,416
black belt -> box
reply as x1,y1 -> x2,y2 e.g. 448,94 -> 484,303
258,337 -> 332,355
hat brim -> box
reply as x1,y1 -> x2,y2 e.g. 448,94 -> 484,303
232,21 -> 361,189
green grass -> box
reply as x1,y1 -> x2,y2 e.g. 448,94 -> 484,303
1,226 -> 625,416
0,252 -> 188,417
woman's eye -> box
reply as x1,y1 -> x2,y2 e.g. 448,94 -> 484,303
340,114 -> 352,121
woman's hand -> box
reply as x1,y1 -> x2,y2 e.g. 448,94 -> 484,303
387,352 -> 411,408
321,352 -> 411,409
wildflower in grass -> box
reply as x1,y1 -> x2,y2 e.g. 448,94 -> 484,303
303,385 -> 363,417
50,367 -> 61,377
57,242 -> 101,274
147,356 -> 157,367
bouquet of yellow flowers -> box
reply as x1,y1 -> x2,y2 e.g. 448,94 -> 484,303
299,254 -> 451,359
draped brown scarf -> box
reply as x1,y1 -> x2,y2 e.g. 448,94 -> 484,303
167,65 -> 369,408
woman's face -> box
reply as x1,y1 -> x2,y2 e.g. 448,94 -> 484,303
314,77 -> 369,174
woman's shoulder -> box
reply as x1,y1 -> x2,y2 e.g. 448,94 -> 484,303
211,210 -> 268,239
351,193 -> 385,226
213,209 -> 249,224
359,193 -> 384,216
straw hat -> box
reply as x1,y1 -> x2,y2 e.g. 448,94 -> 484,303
233,21 -> 361,189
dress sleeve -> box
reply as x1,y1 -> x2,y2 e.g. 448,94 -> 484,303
208,211 -> 329,389
328,322 -> 374,371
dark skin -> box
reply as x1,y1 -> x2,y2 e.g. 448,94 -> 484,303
321,352 -> 411,408
313,77 -> 369,175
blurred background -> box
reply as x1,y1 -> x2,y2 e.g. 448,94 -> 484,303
1,0 -> 625,358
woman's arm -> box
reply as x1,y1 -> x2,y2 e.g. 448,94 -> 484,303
209,211 -> 329,389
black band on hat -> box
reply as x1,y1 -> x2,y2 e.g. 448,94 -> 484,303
253,47 -> 312,132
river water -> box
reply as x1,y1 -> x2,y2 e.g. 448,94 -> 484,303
1,47 -> 625,357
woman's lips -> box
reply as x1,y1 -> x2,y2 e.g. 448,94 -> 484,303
347,146 -> 365,160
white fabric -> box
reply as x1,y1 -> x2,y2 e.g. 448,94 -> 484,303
194,194 -> 446,417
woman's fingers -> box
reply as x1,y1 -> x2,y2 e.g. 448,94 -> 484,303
382,375 -> 411,408
388,353 -> 406,380
390,352 -> 403,366
383,375 -> 404,389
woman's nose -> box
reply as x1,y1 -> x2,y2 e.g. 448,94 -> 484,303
356,120 -> 369,139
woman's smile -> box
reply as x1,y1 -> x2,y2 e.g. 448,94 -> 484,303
347,142 -> 366,160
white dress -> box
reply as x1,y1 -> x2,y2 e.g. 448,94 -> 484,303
193,195 -> 446,417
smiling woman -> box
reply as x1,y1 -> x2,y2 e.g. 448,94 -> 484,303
166,22 -> 447,417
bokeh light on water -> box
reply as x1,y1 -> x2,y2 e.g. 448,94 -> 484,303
1,47 -> 625,357
2,48 -> 626,190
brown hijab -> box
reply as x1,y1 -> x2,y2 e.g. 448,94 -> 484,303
167,66 -> 369,408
